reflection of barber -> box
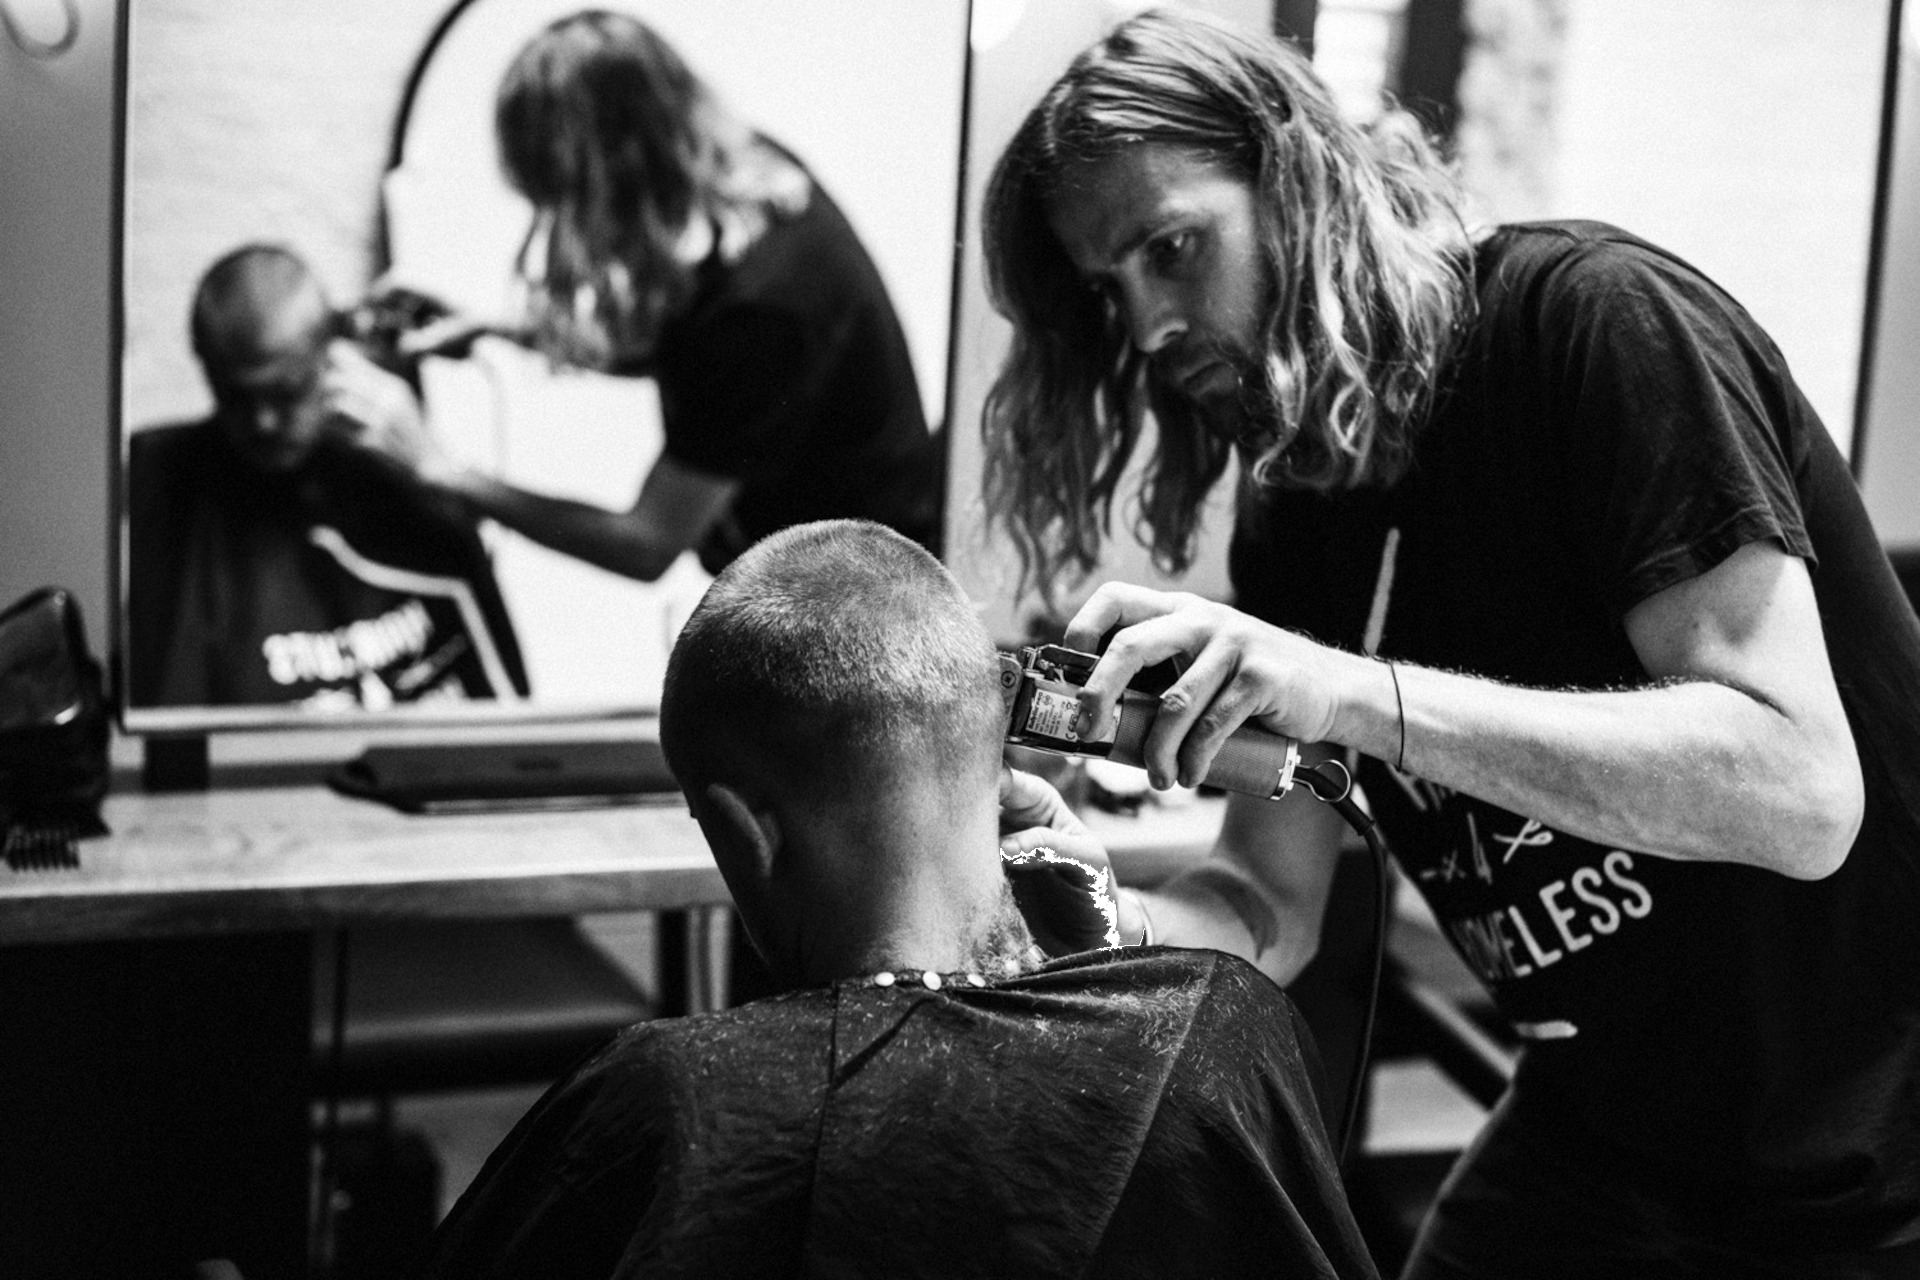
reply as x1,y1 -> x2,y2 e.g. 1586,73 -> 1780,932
351,11 -> 941,579
984,11 -> 1920,1279
127,243 -> 529,709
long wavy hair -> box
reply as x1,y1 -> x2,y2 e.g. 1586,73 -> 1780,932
496,10 -> 810,368
982,7 -> 1473,592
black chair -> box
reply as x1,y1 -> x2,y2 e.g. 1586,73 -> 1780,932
313,918 -> 654,1098
310,917 -> 654,1278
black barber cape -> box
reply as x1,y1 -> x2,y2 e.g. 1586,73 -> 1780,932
127,422 -> 527,710
422,948 -> 1379,1279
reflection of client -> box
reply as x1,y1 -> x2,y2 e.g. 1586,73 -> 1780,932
127,244 -> 529,709
421,521 -> 1378,1279
351,11 -> 942,580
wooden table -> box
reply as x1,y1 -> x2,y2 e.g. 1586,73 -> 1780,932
0,782 -> 733,1280
0,781 -> 1223,945
0,785 -> 728,945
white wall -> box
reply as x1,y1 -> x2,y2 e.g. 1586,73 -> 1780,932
1859,6 -> 1920,543
0,0 -> 116,643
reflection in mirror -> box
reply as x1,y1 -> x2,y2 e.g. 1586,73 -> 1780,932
117,0 -> 967,730
945,0 -> 1890,646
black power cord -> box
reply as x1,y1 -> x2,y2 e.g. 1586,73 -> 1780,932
1292,757 -> 1392,1167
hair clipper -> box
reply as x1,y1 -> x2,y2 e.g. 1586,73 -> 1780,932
999,644 -> 1301,800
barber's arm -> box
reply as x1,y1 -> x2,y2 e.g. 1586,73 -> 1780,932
1066,538 -> 1863,882
1147,774 -> 1348,986
325,340 -> 737,582
441,456 -> 737,583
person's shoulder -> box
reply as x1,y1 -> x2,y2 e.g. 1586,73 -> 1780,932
552,992 -> 831,1105
128,418 -> 220,468
1026,950 -> 1320,1103
609,989 -> 836,1063
726,146 -> 877,293
1478,220 -> 1636,291
1029,943 -> 1259,978
1024,946 -> 1291,1013
1491,220 -> 1728,299
1481,220 -> 1758,345
127,419 -> 232,504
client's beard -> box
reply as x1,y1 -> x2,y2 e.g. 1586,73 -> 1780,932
966,882 -> 1048,979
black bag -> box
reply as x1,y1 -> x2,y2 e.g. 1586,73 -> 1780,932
0,587 -> 111,865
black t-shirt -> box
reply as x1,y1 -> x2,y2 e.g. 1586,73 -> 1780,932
126,421 -> 529,708
420,948 -> 1379,1279
648,164 -> 943,574
1232,222 -> 1920,1247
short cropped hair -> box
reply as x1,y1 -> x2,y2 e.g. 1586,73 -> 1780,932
190,243 -> 331,373
660,521 -> 1003,803
982,7 -> 1472,596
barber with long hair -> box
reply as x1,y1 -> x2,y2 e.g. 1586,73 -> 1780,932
349,10 -> 941,579
987,9 -> 1920,1277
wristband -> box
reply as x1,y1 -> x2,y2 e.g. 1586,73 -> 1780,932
1381,656 -> 1407,772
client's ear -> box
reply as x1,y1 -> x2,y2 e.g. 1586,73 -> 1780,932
701,782 -> 781,886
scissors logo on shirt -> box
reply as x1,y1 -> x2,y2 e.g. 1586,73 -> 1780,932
1493,818 -> 1554,866
1421,812 -> 1553,888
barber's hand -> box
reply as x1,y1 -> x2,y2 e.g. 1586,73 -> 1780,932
395,311 -> 499,362
322,341 -> 463,489
1065,584 -> 1352,792
999,765 -> 1150,953
999,763 -> 1106,867
361,275 -> 508,360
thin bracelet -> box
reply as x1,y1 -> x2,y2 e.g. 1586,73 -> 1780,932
1381,657 -> 1407,772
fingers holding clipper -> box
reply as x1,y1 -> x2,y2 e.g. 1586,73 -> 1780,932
1062,581 -> 1183,653
1070,596 -> 1216,745
1152,640 -> 1251,790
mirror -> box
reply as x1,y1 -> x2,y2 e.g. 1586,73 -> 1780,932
116,0 -> 968,730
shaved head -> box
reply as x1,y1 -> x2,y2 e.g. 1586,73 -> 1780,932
190,243 -> 333,374
188,243 -> 341,473
660,520 -> 1004,808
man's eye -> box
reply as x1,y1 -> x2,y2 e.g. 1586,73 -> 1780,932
1147,231 -> 1193,269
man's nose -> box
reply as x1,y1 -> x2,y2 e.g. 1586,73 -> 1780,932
1120,281 -> 1184,355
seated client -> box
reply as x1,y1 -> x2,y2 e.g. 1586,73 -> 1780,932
126,243 -> 527,709
420,519 -> 1378,1279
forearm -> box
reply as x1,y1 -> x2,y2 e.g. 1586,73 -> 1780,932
1330,654 -> 1862,878
448,470 -> 682,582
1140,784 -> 1348,986
1139,866 -> 1322,986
